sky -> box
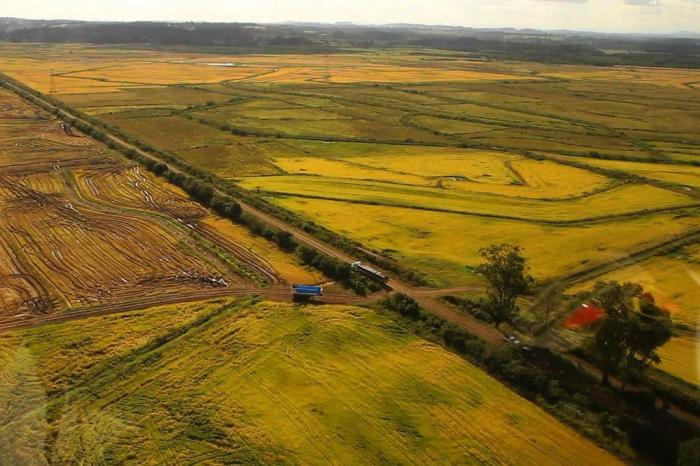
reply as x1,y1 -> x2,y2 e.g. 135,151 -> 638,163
2,0 -> 700,34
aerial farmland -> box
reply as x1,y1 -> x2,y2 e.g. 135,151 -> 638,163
0,15 -> 698,466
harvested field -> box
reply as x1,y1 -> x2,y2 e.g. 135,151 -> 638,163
0,88 -> 280,328
0,299 -> 621,465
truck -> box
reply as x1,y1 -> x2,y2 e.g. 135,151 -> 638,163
291,284 -> 324,297
351,261 -> 389,283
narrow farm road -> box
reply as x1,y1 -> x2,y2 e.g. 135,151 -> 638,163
0,285 -> 373,334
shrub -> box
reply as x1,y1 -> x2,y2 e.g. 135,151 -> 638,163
381,293 -> 421,320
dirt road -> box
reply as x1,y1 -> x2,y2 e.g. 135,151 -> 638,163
0,285 -> 373,334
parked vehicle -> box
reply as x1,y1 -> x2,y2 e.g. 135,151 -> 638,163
351,261 -> 389,283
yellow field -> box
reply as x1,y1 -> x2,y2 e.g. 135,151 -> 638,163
269,151 -> 612,199
572,249 -> 700,330
274,197 -> 699,285
64,63 -> 270,85
658,334 -> 699,386
273,156 -> 428,185
553,156 -> 700,189
0,48 -> 539,95
241,177 -> 694,221
342,148 -> 523,182
543,65 -> 700,89
0,299 -> 621,465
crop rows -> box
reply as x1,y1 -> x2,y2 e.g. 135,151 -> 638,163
0,88 -> 279,328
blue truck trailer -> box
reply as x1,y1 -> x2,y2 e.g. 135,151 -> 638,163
291,284 -> 324,297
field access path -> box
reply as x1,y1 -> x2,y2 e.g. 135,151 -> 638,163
0,285 -> 374,334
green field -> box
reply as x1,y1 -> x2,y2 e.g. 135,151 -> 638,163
0,298 -> 620,465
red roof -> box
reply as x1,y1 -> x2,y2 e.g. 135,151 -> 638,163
563,303 -> 604,329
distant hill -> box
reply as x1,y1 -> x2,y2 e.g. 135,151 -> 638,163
0,17 -> 698,67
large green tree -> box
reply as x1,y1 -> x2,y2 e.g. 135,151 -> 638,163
476,244 -> 531,328
587,281 -> 672,385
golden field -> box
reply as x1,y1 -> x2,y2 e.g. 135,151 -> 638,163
274,197 -> 699,286
658,333 -> 700,386
0,298 -> 621,465
240,176 -> 695,222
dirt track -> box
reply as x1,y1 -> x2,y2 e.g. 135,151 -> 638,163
0,285 -> 374,334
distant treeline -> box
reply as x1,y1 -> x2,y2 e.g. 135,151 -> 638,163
1,18 -> 699,68
0,22 -> 310,47
412,35 -> 700,68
